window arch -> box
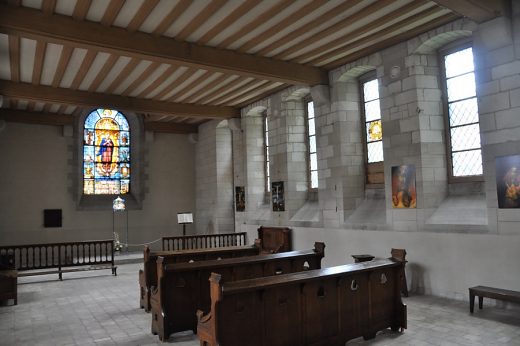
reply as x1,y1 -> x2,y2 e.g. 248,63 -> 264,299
83,109 -> 130,195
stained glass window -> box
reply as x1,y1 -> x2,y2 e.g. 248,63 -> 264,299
362,78 -> 383,163
306,100 -> 318,189
264,115 -> 271,192
443,47 -> 482,177
83,109 -> 130,195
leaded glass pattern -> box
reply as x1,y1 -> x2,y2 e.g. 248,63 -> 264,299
444,47 -> 483,177
307,100 -> 318,189
264,115 -> 270,192
83,109 -> 130,195
362,78 -> 383,163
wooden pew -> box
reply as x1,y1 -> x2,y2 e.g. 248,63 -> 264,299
197,259 -> 407,346
0,253 -> 17,305
151,242 -> 325,341
139,241 -> 261,312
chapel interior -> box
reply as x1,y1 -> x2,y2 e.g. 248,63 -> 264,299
1,0 -> 520,345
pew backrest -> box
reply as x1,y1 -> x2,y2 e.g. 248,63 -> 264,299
198,259 -> 406,346
139,243 -> 261,311
152,242 -> 325,341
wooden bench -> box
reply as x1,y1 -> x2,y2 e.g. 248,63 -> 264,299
197,259 -> 407,346
0,253 -> 17,305
0,239 -> 117,280
139,241 -> 261,312
151,242 -> 325,341
469,286 -> 520,313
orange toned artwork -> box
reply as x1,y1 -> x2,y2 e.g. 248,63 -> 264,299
392,165 -> 416,208
496,154 -> 520,208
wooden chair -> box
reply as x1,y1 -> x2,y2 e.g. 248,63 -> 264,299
0,253 -> 17,305
390,248 -> 408,297
257,226 -> 292,254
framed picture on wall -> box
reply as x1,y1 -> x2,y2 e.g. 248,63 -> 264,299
271,181 -> 285,211
235,186 -> 245,212
496,154 -> 520,208
391,165 -> 416,208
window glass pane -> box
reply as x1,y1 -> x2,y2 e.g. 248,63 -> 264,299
364,99 -> 381,122
449,98 -> 479,127
363,79 -> 379,101
452,149 -> 482,176
309,135 -> 316,153
367,141 -> 384,163
310,153 -> 317,171
444,47 -> 474,78
83,109 -> 130,195
84,180 -> 94,194
308,117 -> 315,136
311,171 -> 318,189
446,73 -> 476,102
366,120 -> 383,142
307,101 -> 314,119
450,124 -> 481,151
94,180 -> 120,194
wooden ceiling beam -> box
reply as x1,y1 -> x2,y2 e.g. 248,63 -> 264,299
0,108 -> 73,126
144,121 -> 199,134
0,108 -> 199,133
323,13 -> 459,69
430,0 -> 510,22
0,4 -> 327,85
300,3 -> 442,65
0,80 -> 240,119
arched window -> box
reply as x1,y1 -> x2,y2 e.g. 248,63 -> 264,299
360,72 -> 384,185
264,114 -> 271,192
441,45 -> 482,178
305,99 -> 318,189
83,109 -> 130,195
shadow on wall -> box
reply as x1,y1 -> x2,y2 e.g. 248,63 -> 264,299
408,262 -> 429,295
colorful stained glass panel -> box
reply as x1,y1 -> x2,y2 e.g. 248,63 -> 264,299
83,109 -> 130,195
366,120 -> 383,142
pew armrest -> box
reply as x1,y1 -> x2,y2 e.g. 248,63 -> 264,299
197,309 -> 211,324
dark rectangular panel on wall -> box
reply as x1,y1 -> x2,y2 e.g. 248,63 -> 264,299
43,209 -> 62,228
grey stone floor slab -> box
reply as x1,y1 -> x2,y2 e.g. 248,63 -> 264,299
1,263 -> 518,345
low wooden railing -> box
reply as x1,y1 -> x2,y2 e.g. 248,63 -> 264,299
0,239 -> 117,280
161,232 -> 247,251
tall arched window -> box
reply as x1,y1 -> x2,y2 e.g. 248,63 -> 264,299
441,45 -> 482,178
83,109 -> 130,195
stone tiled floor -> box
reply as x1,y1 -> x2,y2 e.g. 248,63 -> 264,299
1,263 -> 519,345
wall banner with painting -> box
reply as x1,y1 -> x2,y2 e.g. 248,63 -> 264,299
235,186 -> 245,212
496,154 -> 520,208
271,181 -> 285,211
391,165 -> 416,208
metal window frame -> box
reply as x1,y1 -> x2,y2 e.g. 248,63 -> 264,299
439,41 -> 484,183
304,96 -> 318,191
359,70 -> 384,187
263,112 -> 271,193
